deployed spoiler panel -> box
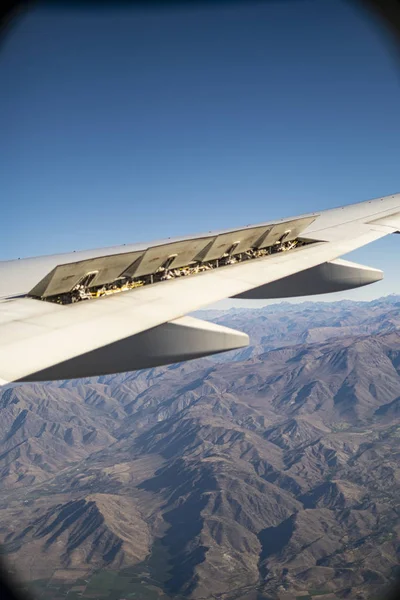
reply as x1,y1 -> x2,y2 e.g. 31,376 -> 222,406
29,250 -> 145,298
131,236 -> 213,277
28,215 -> 317,299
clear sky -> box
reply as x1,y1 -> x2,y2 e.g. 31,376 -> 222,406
1,0 -> 399,307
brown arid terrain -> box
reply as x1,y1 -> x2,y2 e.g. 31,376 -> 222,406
0,296 -> 400,600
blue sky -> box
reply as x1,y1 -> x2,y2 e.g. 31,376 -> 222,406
1,0 -> 399,306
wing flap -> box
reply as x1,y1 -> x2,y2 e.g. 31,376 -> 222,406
233,259 -> 383,299
18,316 -> 249,382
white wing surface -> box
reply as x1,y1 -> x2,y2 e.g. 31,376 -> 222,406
0,193 -> 399,383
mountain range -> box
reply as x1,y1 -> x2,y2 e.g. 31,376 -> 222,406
0,295 -> 400,600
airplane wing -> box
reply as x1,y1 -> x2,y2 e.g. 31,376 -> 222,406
0,193 -> 399,383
